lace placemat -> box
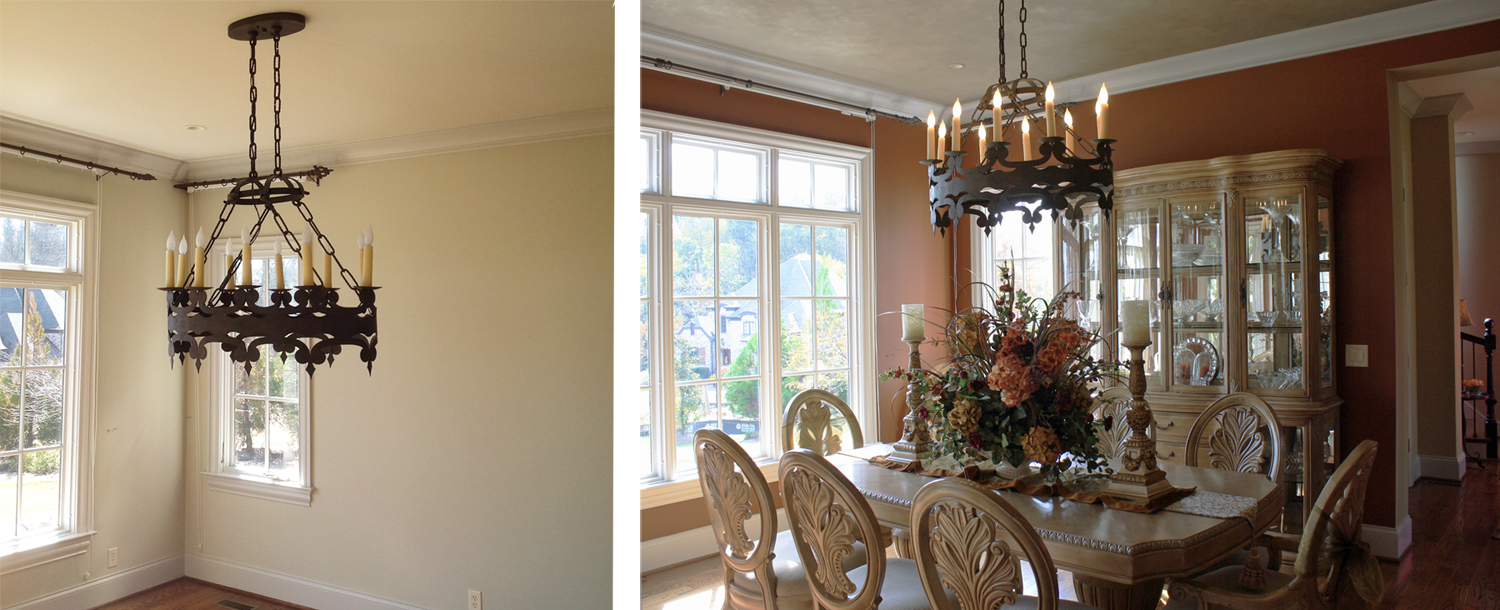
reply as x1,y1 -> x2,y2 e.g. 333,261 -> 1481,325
1163,489 -> 1259,521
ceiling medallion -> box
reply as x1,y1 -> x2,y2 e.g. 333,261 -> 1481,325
924,0 -> 1115,235
162,13 -> 379,374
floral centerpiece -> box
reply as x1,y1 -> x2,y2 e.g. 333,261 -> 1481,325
886,270 -> 1119,483
1462,378 -> 1486,399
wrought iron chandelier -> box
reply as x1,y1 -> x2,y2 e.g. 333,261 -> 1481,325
925,0 -> 1115,235
162,13 -> 378,374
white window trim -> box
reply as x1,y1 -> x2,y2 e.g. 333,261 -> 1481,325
201,240 -> 314,506
640,111 -> 877,507
0,190 -> 98,569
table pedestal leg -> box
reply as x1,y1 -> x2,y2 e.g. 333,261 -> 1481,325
1072,574 -> 1165,610
890,527 -> 914,559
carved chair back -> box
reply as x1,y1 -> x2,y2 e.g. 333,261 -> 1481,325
695,429 -> 781,597
1091,387 -> 1134,460
1295,439 -> 1378,606
783,389 -> 864,456
911,478 -> 1062,610
779,448 -> 886,610
1184,393 -> 1285,483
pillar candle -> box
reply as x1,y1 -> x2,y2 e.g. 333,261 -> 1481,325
239,227 -> 253,286
1021,119 -> 1032,161
273,241 -> 285,290
1122,300 -> 1150,345
951,99 -> 962,153
362,225 -> 374,287
1064,109 -> 1075,154
936,123 -> 946,162
322,250 -> 333,288
224,239 -> 237,289
926,111 -> 936,159
176,237 -> 188,287
1096,84 -> 1109,140
165,231 -> 176,287
193,228 -> 206,288
299,228 -> 313,286
902,304 -> 925,342
1045,82 -> 1057,137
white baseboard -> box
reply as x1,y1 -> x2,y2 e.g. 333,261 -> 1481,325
642,509 -> 788,574
1363,515 -> 1413,560
8,554 -> 184,610
1417,454 -> 1466,481
185,554 -> 428,610
1409,453 -> 1421,487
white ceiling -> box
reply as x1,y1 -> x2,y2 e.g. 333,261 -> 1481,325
0,1 -> 613,163
1408,66 -> 1500,148
642,0 -> 1431,105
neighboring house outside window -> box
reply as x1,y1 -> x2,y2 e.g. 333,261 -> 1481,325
639,112 -> 875,507
202,243 -> 313,506
0,190 -> 97,570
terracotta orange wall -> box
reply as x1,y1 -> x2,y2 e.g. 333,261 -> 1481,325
1049,20 -> 1498,528
640,68 -> 949,540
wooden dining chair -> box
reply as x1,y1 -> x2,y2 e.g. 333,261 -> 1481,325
1164,440 -> 1381,610
695,429 -> 869,610
779,448 -> 935,610
912,478 -> 1101,610
782,389 -> 864,456
1182,393 -> 1288,575
1090,387 -> 1134,460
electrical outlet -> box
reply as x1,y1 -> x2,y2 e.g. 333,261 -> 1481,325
107,547 -> 118,568
1346,344 -> 1368,367
467,590 -> 481,610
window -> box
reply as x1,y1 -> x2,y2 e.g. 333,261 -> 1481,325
0,190 -> 96,568
640,112 -> 873,505
203,243 -> 313,505
975,210 -> 1057,299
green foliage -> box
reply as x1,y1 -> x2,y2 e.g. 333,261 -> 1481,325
22,450 -> 59,475
673,336 -> 706,430
1,290 -> 65,455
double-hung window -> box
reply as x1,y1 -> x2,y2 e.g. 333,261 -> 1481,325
639,112 -> 874,504
0,190 -> 96,568
203,240 -> 313,505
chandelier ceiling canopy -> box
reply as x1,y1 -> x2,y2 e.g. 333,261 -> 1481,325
163,13 -> 378,375
925,0 -> 1115,235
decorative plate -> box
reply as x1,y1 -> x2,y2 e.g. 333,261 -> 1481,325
1173,336 -> 1220,386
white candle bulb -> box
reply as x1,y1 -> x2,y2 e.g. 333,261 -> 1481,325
366,225 -> 373,245
241,226 -> 251,245
178,237 -> 187,255
273,240 -> 282,256
298,228 -> 313,286
1044,82 -> 1057,137
166,231 -> 177,286
195,227 -> 206,248
951,98 -> 962,153
177,236 -> 189,288
225,238 -> 234,257
356,233 -> 365,250
300,228 -> 312,246
977,124 -> 987,149
1064,109 -> 1075,153
166,231 -> 176,251
192,229 -> 206,288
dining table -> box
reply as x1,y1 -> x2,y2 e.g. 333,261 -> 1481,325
833,444 -> 1285,610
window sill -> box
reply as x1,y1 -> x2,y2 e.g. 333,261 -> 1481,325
640,459 -> 779,509
204,471 -> 313,506
1,531 -> 93,574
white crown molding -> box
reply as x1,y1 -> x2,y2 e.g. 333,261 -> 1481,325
1457,140 -> 1500,155
1,108 -> 611,184
182,108 -> 612,181
0,115 -> 187,180
645,0 -> 1500,112
1397,82 -> 1425,118
1412,93 -> 1474,120
642,30 -> 940,119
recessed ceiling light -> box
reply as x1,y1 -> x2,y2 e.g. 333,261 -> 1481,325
1455,131 -> 1474,137
185,125 -> 207,131
947,63 -> 965,70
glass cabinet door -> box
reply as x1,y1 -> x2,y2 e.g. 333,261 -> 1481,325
1061,210 -> 1104,360
1167,197 -> 1227,391
1243,193 -> 1305,393
1315,195 -> 1334,390
1116,204 -> 1163,389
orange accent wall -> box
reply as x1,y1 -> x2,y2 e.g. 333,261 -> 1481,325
640,68 -> 950,541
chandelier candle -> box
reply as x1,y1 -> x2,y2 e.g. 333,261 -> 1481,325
937,123 -> 946,162
165,232 -> 176,287
1096,84 -> 1109,139
176,237 -> 188,287
902,304 -> 925,341
926,111 -> 936,159
1021,119 -> 1032,161
239,227 -> 253,285
193,228 -> 207,288
224,239 -> 237,289
272,240 -> 284,290
952,99 -> 962,153
322,248 -> 333,289
299,228 -> 313,286
1045,82 -> 1056,136
362,225 -> 374,287
1064,109 -> 1075,154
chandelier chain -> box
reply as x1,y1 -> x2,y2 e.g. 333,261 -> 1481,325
273,27 -> 283,175
247,35 -> 258,178
997,0 -> 1005,89
1018,0 -> 1028,79
289,198 -> 360,289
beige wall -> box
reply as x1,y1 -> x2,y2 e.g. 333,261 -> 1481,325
182,137 -> 612,609
0,154 -> 187,606
1458,152 -> 1500,331
1409,115 -> 1463,463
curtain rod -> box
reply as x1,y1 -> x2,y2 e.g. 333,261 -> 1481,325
0,142 -> 157,181
642,56 -> 923,126
173,165 -> 334,192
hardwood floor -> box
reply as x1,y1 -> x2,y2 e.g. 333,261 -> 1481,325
92,578 -> 309,610
1379,462 -> 1500,610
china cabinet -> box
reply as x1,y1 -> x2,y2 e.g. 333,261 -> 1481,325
1060,149 -> 1343,533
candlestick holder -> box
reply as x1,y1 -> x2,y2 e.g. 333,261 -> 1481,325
1104,339 -> 1176,505
886,339 -> 934,467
